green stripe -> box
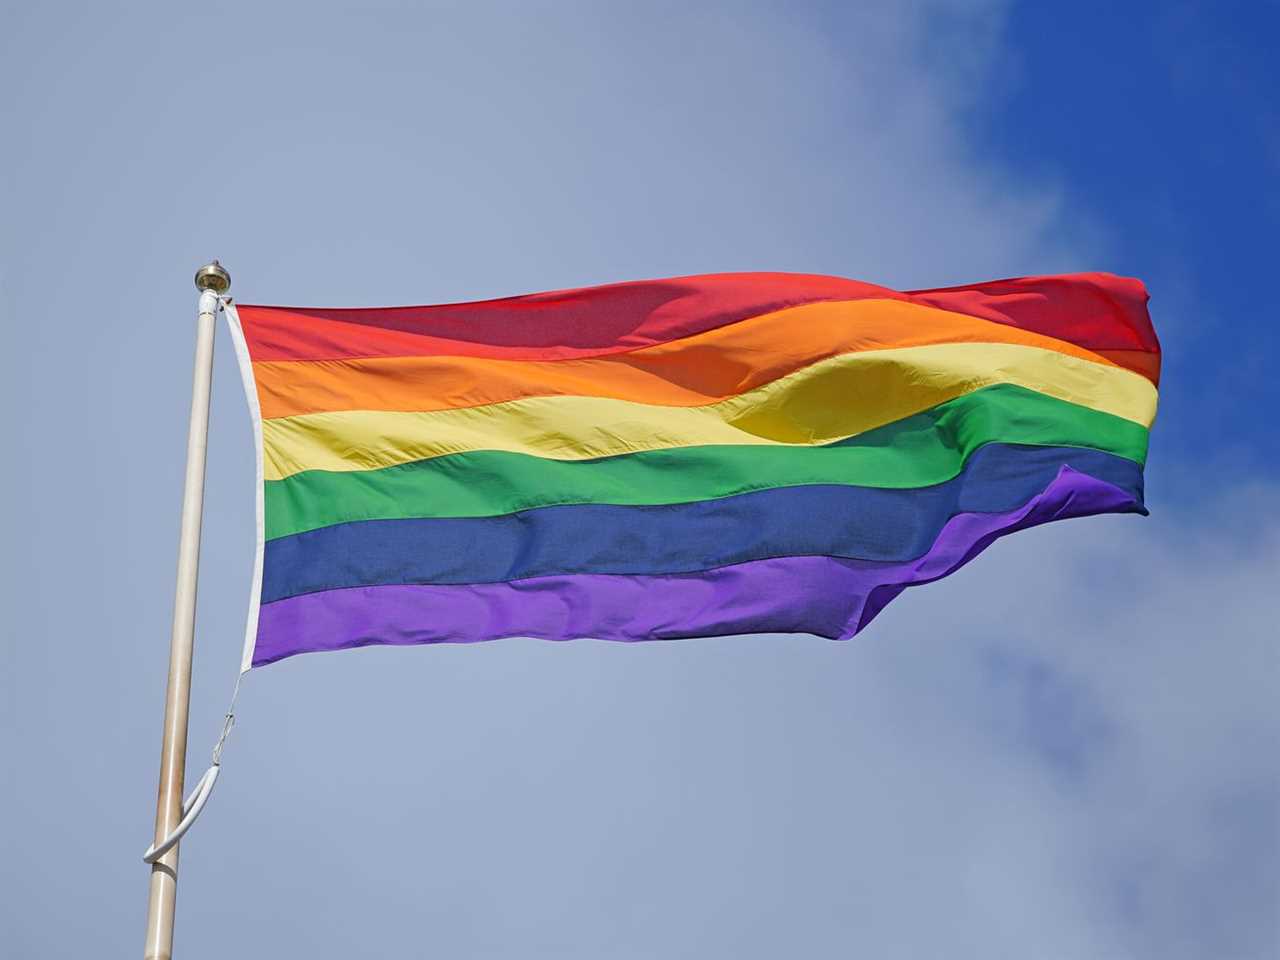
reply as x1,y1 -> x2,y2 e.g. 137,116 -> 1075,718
264,383 -> 1149,540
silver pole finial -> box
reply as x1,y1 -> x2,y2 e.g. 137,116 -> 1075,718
194,260 -> 231,294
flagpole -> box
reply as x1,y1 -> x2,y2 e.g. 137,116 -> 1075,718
143,261 -> 229,960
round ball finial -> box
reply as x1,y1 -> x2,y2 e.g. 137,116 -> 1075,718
194,260 -> 231,293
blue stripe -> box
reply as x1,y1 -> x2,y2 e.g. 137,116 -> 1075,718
261,445 -> 1144,603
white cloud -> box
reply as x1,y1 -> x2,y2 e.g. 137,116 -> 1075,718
878,485 -> 1280,958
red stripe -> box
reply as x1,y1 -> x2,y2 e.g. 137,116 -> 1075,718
237,273 -> 890,362
908,272 -> 1159,355
237,271 -> 1158,365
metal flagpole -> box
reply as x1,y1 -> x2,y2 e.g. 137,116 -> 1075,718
143,261 -> 230,960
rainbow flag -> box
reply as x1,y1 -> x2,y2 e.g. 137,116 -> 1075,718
226,272 -> 1159,668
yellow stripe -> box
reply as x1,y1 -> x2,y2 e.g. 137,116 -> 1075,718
261,342 -> 1158,480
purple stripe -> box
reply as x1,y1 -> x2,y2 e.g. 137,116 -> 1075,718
252,466 -> 1141,667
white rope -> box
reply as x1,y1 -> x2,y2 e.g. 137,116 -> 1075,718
142,766 -> 220,863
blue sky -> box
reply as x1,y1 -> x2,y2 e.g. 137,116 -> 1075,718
2,3 -> 1276,958
986,1 -> 1280,477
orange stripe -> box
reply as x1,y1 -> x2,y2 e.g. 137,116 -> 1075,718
253,298 -> 1138,419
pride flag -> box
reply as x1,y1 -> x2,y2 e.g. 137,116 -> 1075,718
226,272 -> 1159,668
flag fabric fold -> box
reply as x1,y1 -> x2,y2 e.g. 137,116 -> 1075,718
226,271 -> 1159,669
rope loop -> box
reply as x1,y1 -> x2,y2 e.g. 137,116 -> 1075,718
142,764 -> 221,864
